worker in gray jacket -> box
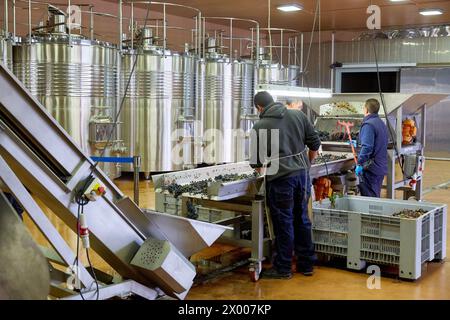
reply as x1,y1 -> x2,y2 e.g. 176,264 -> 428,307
250,91 -> 321,279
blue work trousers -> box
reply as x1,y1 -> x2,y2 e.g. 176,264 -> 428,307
267,172 -> 316,274
359,171 -> 384,198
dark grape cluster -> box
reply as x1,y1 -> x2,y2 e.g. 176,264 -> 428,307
318,130 -> 359,142
317,130 -> 330,141
164,179 -> 212,198
215,172 -> 259,182
163,171 -> 259,197
186,200 -> 199,220
315,154 -> 348,164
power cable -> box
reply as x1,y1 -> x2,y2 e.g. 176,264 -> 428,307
72,3 -> 153,300
78,2 -> 152,194
371,26 -> 405,175
293,0 -> 320,109
86,248 -> 100,300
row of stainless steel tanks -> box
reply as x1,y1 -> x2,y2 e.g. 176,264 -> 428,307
0,4 -> 301,177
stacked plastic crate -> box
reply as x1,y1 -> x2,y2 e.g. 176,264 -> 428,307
312,196 -> 447,280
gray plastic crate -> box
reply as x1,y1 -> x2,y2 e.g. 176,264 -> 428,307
434,209 -> 446,260
312,210 -> 348,257
312,196 -> 447,280
155,192 -> 239,225
155,191 -> 183,215
197,206 -> 237,223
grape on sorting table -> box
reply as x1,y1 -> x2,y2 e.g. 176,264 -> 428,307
315,154 -> 347,164
163,171 -> 260,197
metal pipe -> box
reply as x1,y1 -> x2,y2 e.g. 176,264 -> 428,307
163,3 -> 166,57
13,0 -> 16,41
4,0 -> 8,34
133,156 -> 141,205
68,0 -> 71,46
202,17 -> 205,58
229,19 -> 233,59
288,38 -> 291,65
331,32 -> 335,93
280,29 -> 283,66
239,38 -> 242,58
318,0 -> 321,88
294,35 -> 298,66
131,2 -> 134,50
300,33 -> 304,86
425,157 -> 450,162
251,28 -> 254,60
194,15 -> 197,55
119,0 -> 123,51
89,5 -> 94,40
256,24 -> 260,68
27,0 -> 31,43
198,12 -> 201,57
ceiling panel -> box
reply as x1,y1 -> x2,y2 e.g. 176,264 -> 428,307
110,0 -> 450,32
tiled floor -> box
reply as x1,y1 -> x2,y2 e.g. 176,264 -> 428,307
22,160 -> 450,299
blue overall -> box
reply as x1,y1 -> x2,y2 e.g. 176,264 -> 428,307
267,171 -> 316,274
358,113 -> 389,198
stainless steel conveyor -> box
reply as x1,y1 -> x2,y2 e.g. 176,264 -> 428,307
0,63 -> 230,300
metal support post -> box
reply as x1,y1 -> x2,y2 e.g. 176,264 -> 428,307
416,104 -> 427,200
249,199 -> 265,281
387,149 -> 395,199
133,155 -> 141,206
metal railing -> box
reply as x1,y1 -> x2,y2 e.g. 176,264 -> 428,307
202,16 -> 259,66
120,1 -> 202,55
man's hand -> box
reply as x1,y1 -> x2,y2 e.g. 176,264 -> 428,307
355,165 -> 363,176
255,167 -> 265,176
309,150 -> 319,162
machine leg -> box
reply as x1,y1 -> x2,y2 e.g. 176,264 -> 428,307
387,149 -> 395,199
249,200 -> 265,282
133,156 -> 141,206
415,152 -> 424,201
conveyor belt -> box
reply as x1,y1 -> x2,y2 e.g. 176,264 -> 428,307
153,153 -> 354,201
0,63 -> 229,299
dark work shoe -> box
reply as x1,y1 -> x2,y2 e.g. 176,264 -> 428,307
297,266 -> 314,276
261,268 -> 292,280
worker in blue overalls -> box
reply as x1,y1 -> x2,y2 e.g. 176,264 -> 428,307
355,98 -> 389,198
250,91 -> 321,279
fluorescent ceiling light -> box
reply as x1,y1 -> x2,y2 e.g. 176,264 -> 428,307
257,84 -> 332,98
419,8 -> 444,16
390,0 -> 408,2
277,4 -> 303,12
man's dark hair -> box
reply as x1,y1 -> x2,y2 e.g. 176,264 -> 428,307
254,91 -> 274,109
365,98 -> 380,114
